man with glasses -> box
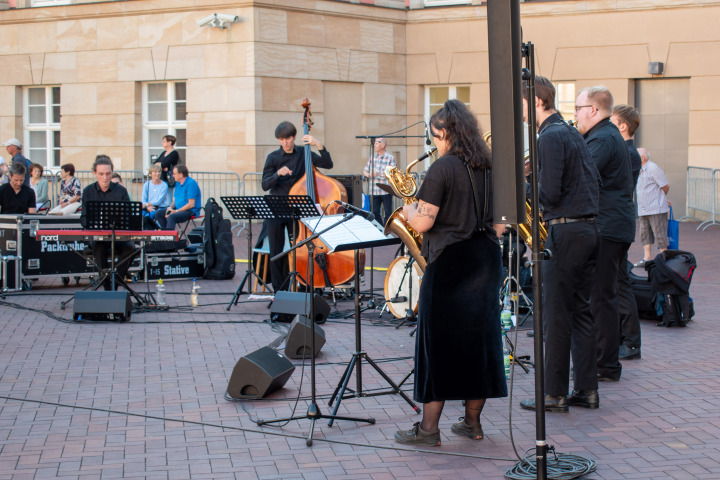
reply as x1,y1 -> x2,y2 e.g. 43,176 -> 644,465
575,86 -> 635,382
80,155 -> 136,291
362,138 -> 396,226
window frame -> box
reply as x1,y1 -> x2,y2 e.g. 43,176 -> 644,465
30,0 -> 72,6
23,85 -> 61,170
141,81 -> 187,171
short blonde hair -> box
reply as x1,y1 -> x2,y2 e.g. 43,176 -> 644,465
149,163 -> 162,173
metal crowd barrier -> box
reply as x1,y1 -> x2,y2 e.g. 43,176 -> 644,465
680,167 -> 717,230
697,169 -> 720,231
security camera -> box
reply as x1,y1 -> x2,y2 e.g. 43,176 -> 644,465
197,13 -> 240,29
214,14 -> 239,23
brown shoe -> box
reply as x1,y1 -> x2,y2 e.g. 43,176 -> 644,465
394,422 -> 441,446
451,418 -> 484,440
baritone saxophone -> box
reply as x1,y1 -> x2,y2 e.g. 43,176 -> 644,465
382,147 -> 437,272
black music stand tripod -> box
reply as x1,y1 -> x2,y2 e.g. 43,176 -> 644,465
222,196 -> 275,310
61,200 -> 145,309
263,195 -> 319,292
257,212 -> 375,446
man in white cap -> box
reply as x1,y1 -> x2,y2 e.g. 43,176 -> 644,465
3,138 -> 31,187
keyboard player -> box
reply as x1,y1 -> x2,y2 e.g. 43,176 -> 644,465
80,155 -> 137,291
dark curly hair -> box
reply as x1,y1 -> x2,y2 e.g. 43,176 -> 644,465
429,99 -> 491,169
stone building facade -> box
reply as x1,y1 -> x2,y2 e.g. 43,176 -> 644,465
0,0 -> 718,215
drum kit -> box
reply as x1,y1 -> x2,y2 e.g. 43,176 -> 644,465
382,254 -> 422,320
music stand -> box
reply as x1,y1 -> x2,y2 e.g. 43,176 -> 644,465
264,195 -> 319,291
285,216 -> 412,424
257,212 -> 378,446
221,196 -> 275,310
85,200 -> 145,302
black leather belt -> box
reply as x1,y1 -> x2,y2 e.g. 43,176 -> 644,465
547,216 -> 595,226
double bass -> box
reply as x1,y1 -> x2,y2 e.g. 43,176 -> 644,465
289,98 -> 365,288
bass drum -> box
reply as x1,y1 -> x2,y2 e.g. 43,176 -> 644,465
383,256 -> 423,318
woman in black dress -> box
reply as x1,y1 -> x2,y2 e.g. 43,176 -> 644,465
154,135 -> 179,184
395,99 -> 507,446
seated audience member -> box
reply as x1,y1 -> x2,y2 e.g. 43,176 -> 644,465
155,165 -> 201,231
0,162 -> 37,214
29,163 -> 49,210
141,163 -> 169,228
80,155 -> 136,291
49,163 -> 82,215
111,172 -> 134,201
0,162 -> 9,185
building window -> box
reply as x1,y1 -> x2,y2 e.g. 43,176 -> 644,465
142,81 -> 187,169
425,85 -> 470,120
24,86 -> 61,168
555,82 -> 576,121
424,0 -> 471,6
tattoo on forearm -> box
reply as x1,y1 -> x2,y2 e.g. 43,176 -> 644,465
416,203 -> 436,221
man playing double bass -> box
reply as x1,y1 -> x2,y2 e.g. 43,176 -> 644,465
261,121 -> 333,291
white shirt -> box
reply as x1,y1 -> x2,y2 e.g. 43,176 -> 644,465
636,160 -> 669,216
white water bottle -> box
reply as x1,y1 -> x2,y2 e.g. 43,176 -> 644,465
191,279 -> 199,307
155,278 -> 166,305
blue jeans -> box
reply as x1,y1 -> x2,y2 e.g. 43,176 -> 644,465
155,208 -> 193,230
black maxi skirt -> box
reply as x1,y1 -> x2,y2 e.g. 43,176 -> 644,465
414,232 -> 508,403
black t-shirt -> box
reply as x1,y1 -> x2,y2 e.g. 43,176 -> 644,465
261,145 -> 333,196
155,150 -> 180,183
0,183 -> 36,214
416,154 -> 497,264
80,181 -> 131,228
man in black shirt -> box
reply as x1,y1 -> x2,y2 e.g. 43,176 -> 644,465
0,162 -> 36,214
519,76 -> 601,413
610,105 -> 643,360
261,121 -> 333,291
576,86 -> 635,382
80,155 -> 137,291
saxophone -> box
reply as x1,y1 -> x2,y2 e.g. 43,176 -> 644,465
484,131 -> 547,250
382,148 -> 436,273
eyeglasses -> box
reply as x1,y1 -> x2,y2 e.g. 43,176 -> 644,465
574,105 -> 594,113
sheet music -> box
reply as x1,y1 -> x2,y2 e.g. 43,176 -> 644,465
303,214 -> 391,252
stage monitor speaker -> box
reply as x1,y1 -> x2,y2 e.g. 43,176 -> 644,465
73,291 -> 132,321
270,291 -> 330,324
227,346 -> 296,399
487,0 -> 525,225
330,174 -> 363,209
284,315 -> 326,359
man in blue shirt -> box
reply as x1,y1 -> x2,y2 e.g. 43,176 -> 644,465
3,138 -> 31,187
155,165 -> 201,230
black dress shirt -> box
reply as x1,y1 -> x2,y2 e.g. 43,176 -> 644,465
626,139 -> 641,188
0,183 -> 36,214
80,181 -> 131,228
537,113 -> 601,221
261,145 -> 333,195
583,117 -> 635,244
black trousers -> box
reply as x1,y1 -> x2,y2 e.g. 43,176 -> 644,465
266,218 -> 295,291
593,237 -> 630,380
543,221 -> 599,396
93,241 -> 137,291
618,251 -> 641,349
371,194 -> 394,227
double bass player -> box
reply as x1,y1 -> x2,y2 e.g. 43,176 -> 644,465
261,121 -> 333,291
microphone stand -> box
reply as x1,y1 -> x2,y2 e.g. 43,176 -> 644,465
257,211 -> 374,446
355,131 -> 427,310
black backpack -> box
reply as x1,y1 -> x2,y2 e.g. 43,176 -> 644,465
203,198 -> 235,280
645,249 -> 697,327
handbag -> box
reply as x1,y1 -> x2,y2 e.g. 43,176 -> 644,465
667,206 -> 679,250
166,168 -> 176,188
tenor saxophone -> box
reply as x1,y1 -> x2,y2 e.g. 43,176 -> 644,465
382,148 -> 436,272
483,131 -> 547,250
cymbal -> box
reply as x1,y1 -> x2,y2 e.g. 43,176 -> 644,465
376,183 -> 399,198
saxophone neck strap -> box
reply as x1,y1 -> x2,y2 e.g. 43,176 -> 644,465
464,160 -> 487,232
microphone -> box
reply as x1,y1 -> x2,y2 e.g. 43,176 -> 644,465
388,296 -> 408,303
334,200 -> 375,222
424,125 -> 432,146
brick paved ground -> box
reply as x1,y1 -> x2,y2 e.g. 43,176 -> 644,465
0,221 -> 718,479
